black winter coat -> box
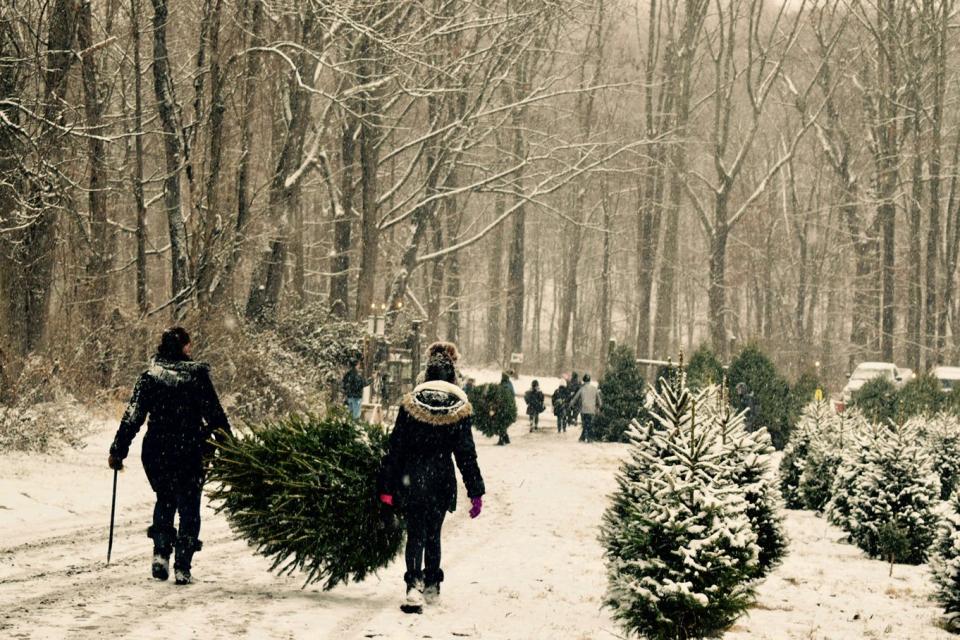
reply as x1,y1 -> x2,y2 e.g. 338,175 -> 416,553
552,385 -> 569,415
524,389 -> 545,416
377,380 -> 485,512
110,357 -> 231,490
342,368 -> 367,398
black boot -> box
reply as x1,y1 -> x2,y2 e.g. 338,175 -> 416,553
424,569 -> 444,605
147,525 -> 175,581
401,570 -> 425,614
174,536 -> 202,585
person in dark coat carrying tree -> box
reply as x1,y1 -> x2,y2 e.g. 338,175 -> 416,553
377,342 -> 485,614
108,327 -> 231,586
524,380 -> 545,432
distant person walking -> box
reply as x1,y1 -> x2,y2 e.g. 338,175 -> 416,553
499,371 -> 515,445
571,374 -> 602,443
567,372 -> 582,426
553,379 -> 569,433
735,382 -> 757,431
342,360 -> 370,420
524,380 -> 546,432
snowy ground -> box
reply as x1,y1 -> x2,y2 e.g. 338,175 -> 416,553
0,407 -> 953,639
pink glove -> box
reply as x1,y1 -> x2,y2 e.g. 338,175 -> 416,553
469,496 -> 483,519
379,494 -> 394,506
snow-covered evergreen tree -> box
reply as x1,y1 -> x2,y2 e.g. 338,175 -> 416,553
778,400 -> 834,508
829,422 -> 940,564
798,409 -> 863,512
601,375 -> 759,640
930,494 -> 960,631
920,414 -> 960,500
709,384 -> 787,576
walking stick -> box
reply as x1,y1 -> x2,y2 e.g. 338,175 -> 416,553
107,468 -> 118,564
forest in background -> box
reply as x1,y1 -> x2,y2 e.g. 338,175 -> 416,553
3,0 -> 960,403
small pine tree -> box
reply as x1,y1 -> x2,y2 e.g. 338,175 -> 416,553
833,423 -> 941,564
930,494 -> 960,631
898,374 -> 945,419
686,345 -> 724,391
593,345 -> 646,443
709,386 -> 787,576
601,375 -> 759,640
851,377 -> 898,424
797,408 -> 863,512
467,383 -> 517,445
207,412 -> 405,590
779,400 -> 835,509
727,345 -> 792,449
923,415 -> 960,500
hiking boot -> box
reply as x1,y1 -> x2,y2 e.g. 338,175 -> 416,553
152,555 -> 170,581
174,568 -> 192,585
401,572 -> 425,613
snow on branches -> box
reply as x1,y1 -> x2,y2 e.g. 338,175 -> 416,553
601,368 -> 786,639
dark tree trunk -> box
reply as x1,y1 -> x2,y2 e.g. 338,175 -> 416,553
130,0 -> 149,314
329,118 -> 357,318
151,0 -> 191,314
78,0 -> 113,327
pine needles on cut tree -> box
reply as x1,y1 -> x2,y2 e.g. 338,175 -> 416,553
207,411 -> 405,590
467,382 -> 517,445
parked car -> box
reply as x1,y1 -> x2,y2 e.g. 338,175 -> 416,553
842,362 -> 904,404
933,366 -> 960,392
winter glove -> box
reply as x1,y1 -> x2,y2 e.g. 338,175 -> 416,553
108,455 -> 124,471
379,494 -> 394,506
469,496 -> 483,519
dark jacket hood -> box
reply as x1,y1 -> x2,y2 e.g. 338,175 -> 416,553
401,380 -> 472,425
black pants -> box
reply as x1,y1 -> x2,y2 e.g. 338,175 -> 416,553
528,413 -> 539,429
149,468 -> 204,547
405,503 -> 447,584
580,413 -> 594,442
556,412 -> 567,432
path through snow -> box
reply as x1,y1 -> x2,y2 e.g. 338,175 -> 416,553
0,409 -> 953,639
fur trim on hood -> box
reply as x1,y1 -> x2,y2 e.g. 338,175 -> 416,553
146,357 -> 210,386
401,380 -> 473,425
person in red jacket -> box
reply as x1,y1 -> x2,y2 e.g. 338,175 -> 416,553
377,342 -> 485,613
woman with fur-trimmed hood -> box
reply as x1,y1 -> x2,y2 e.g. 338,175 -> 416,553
377,342 -> 485,613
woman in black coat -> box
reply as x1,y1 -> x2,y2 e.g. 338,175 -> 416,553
108,327 -> 231,585
378,343 -> 485,613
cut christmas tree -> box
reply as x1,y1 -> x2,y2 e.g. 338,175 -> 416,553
207,411 -> 405,590
467,382 -> 517,445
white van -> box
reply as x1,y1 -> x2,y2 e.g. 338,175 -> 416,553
933,366 -> 960,392
842,362 -> 903,404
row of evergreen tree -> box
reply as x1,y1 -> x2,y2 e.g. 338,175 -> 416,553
851,374 -> 960,425
779,401 -> 960,631
594,343 -> 821,449
600,367 -> 787,639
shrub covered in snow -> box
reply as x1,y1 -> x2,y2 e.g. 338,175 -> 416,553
0,400 -> 89,453
601,376 -> 759,640
779,400 -> 832,508
828,422 -> 940,564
